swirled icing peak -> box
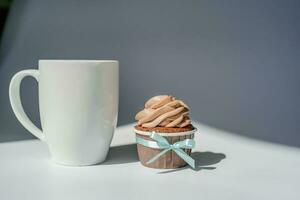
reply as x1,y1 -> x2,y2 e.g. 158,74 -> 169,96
135,95 -> 191,128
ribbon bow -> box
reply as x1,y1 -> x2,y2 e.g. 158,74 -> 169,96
136,132 -> 196,168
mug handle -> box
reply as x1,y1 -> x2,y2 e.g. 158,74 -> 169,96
9,69 -> 46,141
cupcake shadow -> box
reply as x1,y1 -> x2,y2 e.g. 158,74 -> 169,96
103,144 -> 138,165
158,151 -> 226,174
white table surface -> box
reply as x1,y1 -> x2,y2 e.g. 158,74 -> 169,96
0,122 -> 299,200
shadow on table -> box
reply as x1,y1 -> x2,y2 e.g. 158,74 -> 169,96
158,151 -> 226,174
102,144 -> 138,165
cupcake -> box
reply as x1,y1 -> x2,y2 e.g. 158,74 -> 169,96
134,95 -> 197,169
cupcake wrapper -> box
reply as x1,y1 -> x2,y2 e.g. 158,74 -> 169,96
135,129 -> 196,169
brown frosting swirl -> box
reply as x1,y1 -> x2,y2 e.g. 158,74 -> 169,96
135,95 -> 191,128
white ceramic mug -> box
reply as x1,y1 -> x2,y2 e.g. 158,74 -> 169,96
9,60 -> 119,166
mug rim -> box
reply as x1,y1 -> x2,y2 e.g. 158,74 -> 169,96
39,59 -> 118,63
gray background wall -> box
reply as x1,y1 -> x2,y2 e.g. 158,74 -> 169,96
0,0 -> 299,146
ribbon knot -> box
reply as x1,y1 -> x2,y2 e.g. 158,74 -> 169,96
136,132 -> 196,169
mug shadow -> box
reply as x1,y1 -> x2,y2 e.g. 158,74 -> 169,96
102,144 -> 138,165
158,151 -> 226,174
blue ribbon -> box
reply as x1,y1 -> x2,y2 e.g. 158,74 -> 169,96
136,132 -> 196,168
